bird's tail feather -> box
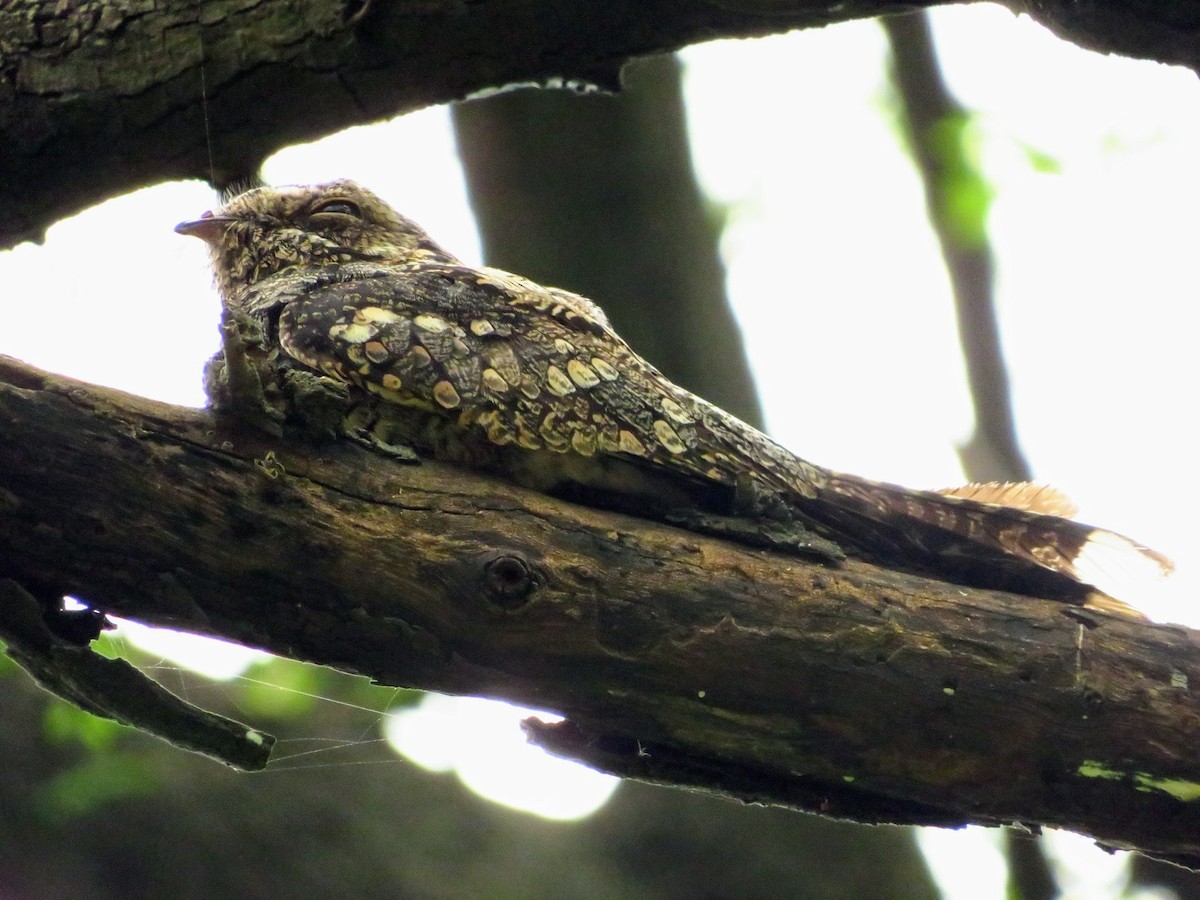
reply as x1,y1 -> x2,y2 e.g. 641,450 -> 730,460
809,475 -> 1173,614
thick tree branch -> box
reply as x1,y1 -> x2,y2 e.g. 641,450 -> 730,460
1,355 -> 1198,865
4,0 -> 1200,248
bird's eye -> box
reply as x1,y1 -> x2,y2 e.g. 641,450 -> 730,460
311,199 -> 363,218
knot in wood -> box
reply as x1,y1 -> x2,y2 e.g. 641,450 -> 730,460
484,554 -> 535,609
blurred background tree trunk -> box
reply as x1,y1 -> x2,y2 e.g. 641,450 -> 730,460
451,53 -> 937,898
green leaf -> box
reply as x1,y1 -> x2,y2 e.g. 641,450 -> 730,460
1019,142 -> 1062,174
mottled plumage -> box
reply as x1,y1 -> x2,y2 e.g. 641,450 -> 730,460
177,180 -> 1173,611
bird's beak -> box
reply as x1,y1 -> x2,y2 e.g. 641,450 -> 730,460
174,212 -> 235,246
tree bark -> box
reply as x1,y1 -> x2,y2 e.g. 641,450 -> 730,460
5,0 -> 1200,249
2,354 -> 1198,866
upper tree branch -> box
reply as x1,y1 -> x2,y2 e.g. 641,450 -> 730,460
1,355 -> 1198,865
4,0 -> 1200,248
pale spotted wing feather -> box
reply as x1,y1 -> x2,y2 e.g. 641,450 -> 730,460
273,265 -> 821,502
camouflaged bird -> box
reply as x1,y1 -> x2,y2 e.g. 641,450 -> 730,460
177,179 -> 1173,612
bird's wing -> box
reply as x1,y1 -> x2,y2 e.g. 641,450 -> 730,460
271,263 -> 821,497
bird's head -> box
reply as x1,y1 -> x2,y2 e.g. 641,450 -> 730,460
175,180 -> 455,299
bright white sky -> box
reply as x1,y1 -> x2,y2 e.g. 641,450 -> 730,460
1,5 -> 1194,896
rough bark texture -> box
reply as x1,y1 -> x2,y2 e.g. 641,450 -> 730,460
4,0 -> 1200,249
2,355 -> 1199,866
